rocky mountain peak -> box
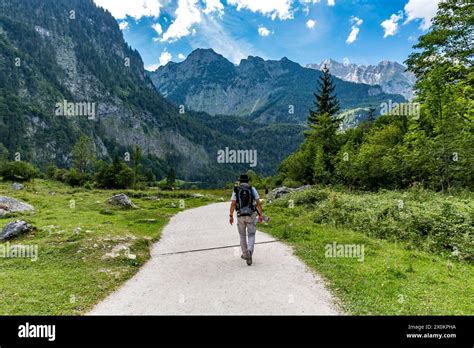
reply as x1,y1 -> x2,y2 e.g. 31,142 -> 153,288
306,58 -> 416,100
186,48 -> 228,64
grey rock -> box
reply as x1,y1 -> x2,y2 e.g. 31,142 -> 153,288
191,193 -> 204,198
0,196 -> 35,217
12,183 -> 24,190
266,187 -> 295,200
107,194 -> 137,209
267,185 -> 312,200
0,220 -> 33,240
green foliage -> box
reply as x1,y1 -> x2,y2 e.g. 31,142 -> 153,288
278,0 -> 473,192
64,168 -> 89,187
165,168 -> 176,188
261,199 -> 474,314
273,187 -> 473,262
72,136 -> 96,173
308,64 -> 340,126
95,157 -> 136,189
0,143 -> 8,164
0,161 -> 38,181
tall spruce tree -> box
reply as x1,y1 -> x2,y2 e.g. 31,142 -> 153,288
308,64 -> 340,127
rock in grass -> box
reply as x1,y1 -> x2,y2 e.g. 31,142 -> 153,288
0,220 -> 33,240
107,194 -> 137,209
266,187 -> 294,200
0,196 -> 35,217
191,193 -> 204,198
12,183 -> 24,190
266,185 -> 312,200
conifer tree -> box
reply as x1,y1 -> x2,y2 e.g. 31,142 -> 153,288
308,64 -> 340,127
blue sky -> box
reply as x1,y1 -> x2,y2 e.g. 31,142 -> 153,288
93,0 -> 441,70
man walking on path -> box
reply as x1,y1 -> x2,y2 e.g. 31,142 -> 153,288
229,174 -> 263,266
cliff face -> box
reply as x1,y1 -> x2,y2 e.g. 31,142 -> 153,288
149,49 -> 406,124
306,59 -> 416,100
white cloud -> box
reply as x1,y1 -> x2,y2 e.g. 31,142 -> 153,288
178,53 -> 186,60
346,27 -> 359,44
146,63 -> 160,71
159,50 -> 172,66
327,0 -> 335,6
203,0 -> 224,15
258,26 -> 272,36
227,0 -> 294,20
403,0 -> 441,30
381,11 -> 403,38
190,15 -> 263,64
161,0 -> 202,42
152,23 -> 163,35
118,21 -> 129,30
346,16 -> 362,44
93,0 -> 161,20
306,19 -> 316,29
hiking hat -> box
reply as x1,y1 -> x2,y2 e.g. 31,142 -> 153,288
239,174 -> 249,183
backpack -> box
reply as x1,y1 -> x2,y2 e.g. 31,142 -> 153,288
234,183 -> 256,216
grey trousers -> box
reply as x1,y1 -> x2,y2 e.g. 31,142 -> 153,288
237,213 -> 257,254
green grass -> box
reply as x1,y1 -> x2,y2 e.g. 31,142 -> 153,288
0,179 -> 227,315
260,189 -> 474,315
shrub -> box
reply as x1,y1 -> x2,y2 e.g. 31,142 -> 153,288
280,188 -> 473,261
95,158 -> 136,189
64,169 -> 88,187
0,161 -> 38,181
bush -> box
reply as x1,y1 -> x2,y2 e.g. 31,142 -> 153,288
64,169 -> 89,187
51,168 -> 67,182
280,188 -> 473,262
0,161 -> 39,181
95,158 -> 136,189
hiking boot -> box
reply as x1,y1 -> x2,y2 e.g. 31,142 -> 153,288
246,250 -> 252,266
241,254 -> 247,260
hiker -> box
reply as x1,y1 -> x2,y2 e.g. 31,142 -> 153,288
229,174 -> 263,266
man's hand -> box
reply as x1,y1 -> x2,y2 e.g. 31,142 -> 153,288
229,215 -> 234,225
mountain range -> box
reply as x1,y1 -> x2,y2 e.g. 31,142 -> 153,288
0,0 -> 304,186
306,59 -> 416,100
149,49 -> 406,124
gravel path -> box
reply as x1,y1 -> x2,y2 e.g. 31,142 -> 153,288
90,202 -> 341,315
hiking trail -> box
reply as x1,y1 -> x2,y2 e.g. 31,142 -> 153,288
90,202 -> 341,315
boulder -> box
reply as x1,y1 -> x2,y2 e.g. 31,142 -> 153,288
12,183 -> 24,190
107,194 -> 137,209
0,220 -> 33,240
266,187 -> 294,200
191,193 -> 204,198
266,185 -> 312,201
0,196 -> 35,217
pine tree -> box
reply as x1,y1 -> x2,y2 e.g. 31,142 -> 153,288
166,168 -> 176,187
364,105 -> 376,131
133,145 -> 143,176
308,64 -> 340,127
